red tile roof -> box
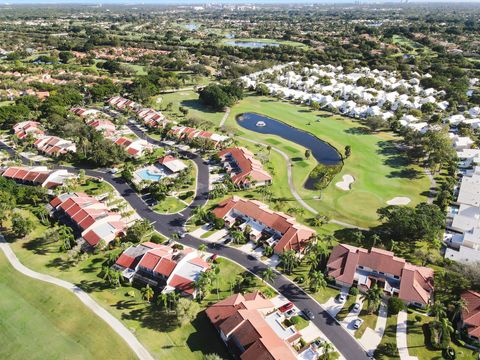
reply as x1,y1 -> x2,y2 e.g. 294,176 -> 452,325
168,274 -> 195,295
327,244 -> 434,306
218,147 -> 272,186
462,290 -> 480,338
212,197 -> 315,253
116,253 -> 137,270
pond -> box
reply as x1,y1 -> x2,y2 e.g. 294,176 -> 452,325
236,112 -> 342,166
224,41 -> 280,48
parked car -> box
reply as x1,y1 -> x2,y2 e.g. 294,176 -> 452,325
337,294 -> 347,303
279,302 -> 294,313
353,318 -> 364,329
223,238 -> 232,245
352,302 -> 361,312
285,309 -> 296,318
304,309 -> 315,320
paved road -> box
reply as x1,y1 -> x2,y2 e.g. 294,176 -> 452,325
0,236 -> 155,360
0,135 -> 370,360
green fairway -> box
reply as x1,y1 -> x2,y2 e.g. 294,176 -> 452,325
152,90 -> 225,127
226,96 -> 430,228
0,251 -> 136,360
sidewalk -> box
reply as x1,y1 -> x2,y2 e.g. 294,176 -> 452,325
359,301 -> 388,355
397,310 -> 418,360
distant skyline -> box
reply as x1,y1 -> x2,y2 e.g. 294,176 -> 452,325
4,0 -> 480,4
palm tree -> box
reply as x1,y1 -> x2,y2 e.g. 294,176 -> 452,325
142,284 -> 154,303
261,268 -> 276,284
198,244 -> 207,257
157,293 -> 168,310
439,317 -> 454,345
450,298 -> 468,321
279,250 -> 298,275
230,229 -> 245,245
308,270 -> 327,292
429,300 -> 447,321
311,215 -> 329,227
320,342 -> 335,360
361,285 -> 383,314
305,251 -> 320,273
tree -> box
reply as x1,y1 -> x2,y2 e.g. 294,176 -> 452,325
142,284 -> 154,303
261,268 -> 276,284
305,149 -> 311,160
364,116 -> 384,132
255,83 -> 270,96
126,219 -> 153,243
429,300 -> 447,321
198,244 -> 207,257
361,285 -> 383,314
11,213 -> 34,238
345,145 -> 351,158
230,229 -> 246,245
310,215 -> 329,227
204,354 -> 224,360
387,297 -> 405,315
176,298 -> 200,326
423,130 -> 456,173
308,270 -> 327,292
279,250 -> 298,275
319,342 -> 335,360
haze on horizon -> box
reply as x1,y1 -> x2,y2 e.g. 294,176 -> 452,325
4,0 -> 480,4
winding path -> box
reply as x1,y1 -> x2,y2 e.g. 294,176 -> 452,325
0,131 -> 370,360
239,136 -> 367,230
219,107 -> 231,127
0,236 -> 155,360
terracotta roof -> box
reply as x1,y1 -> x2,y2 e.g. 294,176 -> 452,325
116,253 -> 137,270
462,290 -> 480,337
218,147 -> 272,185
327,244 -> 434,306
168,274 -> 195,295
157,155 -> 176,164
154,257 -> 177,277
212,197 -> 315,253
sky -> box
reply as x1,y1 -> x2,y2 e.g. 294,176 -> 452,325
4,0 -> 480,4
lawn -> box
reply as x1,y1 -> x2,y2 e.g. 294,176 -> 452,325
375,313 -> 399,359
354,301 -> 379,339
152,90 -> 225,127
226,96 -> 430,228
407,313 -> 477,360
8,207 -> 273,360
153,196 -> 186,214
0,251 -> 136,360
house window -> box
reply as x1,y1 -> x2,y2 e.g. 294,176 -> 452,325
379,272 -> 385,275
358,265 -> 364,269
394,275 -> 399,279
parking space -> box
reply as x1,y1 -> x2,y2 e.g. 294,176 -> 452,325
341,295 -> 364,334
321,288 -> 349,317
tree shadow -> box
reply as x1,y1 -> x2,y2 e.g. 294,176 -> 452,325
46,257 -> 76,271
344,127 -> 371,135
112,299 -> 142,311
75,279 -> 110,293
122,305 -> 179,332
180,99 -> 221,115
186,311 -> 231,358
387,168 -> 423,179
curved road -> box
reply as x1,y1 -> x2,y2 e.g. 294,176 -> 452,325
0,130 -> 370,360
0,236 -> 155,360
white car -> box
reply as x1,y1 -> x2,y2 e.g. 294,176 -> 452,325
337,294 -> 347,303
353,318 -> 364,329
352,302 -> 361,312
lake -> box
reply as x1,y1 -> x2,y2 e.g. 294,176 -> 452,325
236,112 -> 342,165
224,41 -> 280,48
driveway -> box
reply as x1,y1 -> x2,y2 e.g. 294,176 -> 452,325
359,301 -> 388,356
322,288 -> 348,318
0,237 -> 154,360
341,295 -> 363,334
397,310 -> 418,360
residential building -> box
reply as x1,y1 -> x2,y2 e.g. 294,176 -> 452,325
169,125 -> 228,148
218,147 -> 272,188
34,135 -> 76,156
461,290 -> 480,342
157,155 -> 188,173
113,242 -> 210,298
1,166 -> 75,189
212,196 -> 315,254
206,292 -> 297,360
13,121 -> 44,139
108,96 -> 139,111
327,244 -> 434,308
113,137 -> 153,158
49,192 -> 127,248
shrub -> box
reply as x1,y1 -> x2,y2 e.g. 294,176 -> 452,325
306,163 -> 342,190
150,233 -> 165,244
349,287 -> 359,296
287,315 -> 309,331
388,297 -> 405,315
415,315 -> 422,323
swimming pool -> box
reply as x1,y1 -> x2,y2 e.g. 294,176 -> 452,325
136,168 -> 164,182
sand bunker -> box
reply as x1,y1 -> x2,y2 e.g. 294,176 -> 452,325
386,197 -> 411,205
335,174 -> 355,191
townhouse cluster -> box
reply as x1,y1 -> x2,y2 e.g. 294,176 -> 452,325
113,241 -> 210,298
48,192 -> 128,248
13,121 -> 76,157
71,107 -> 153,157
107,96 -> 229,148
1,165 -> 76,189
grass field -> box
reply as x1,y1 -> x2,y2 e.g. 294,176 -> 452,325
152,90 -> 224,126
8,207 -> 273,359
375,313 -> 399,359
225,96 -> 430,228
153,196 -> 186,214
0,251 -> 136,360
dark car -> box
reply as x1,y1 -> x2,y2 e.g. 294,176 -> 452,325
223,238 -> 232,245
279,302 -> 294,313
210,254 -> 218,262
304,309 -> 315,320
